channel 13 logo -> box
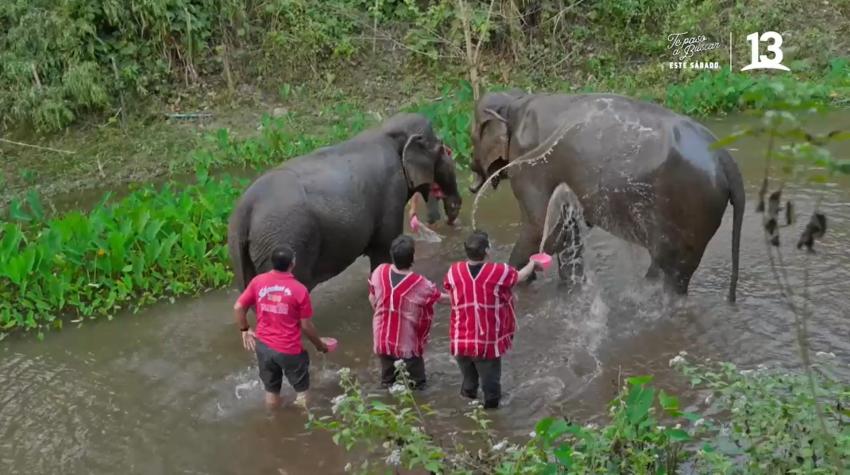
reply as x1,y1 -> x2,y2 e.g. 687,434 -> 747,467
741,31 -> 790,72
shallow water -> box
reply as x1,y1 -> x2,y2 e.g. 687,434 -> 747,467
2,110 -> 849,474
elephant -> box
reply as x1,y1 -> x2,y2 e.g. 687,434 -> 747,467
469,90 -> 745,302
228,112 -> 461,292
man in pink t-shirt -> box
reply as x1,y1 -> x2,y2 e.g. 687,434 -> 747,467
233,246 -> 328,409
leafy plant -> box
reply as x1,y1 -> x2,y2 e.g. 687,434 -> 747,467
310,364 -> 708,474
674,354 -> 850,474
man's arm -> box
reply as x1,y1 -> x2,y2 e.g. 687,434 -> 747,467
516,259 -> 540,282
234,302 -> 255,351
301,319 -> 328,352
234,302 -> 250,329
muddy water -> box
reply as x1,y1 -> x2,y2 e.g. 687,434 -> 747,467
2,111 -> 850,474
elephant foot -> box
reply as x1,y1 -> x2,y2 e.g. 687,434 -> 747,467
662,274 -> 690,297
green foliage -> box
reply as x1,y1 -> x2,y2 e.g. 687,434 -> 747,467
666,61 -> 850,117
2,0 -> 847,131
410,80 -> 475,169
0,174 -> 243,336
259,0 -> 365,71
312,355 -> 850,474
0,0 -> 368,131
675,355 -> 850,474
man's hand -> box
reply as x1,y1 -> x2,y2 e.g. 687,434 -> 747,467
241,329 -> 256,351
314,340 -> 329,353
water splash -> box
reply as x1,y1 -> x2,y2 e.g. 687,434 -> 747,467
540,183 -> 587,285
234,380 -> 259,399
412,223 -> 443,243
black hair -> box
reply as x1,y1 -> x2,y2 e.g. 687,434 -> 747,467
271,246 -> 295,271
390,235 -> 415,270
464,231 -> 489,261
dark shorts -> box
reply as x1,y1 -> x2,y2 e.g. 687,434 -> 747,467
455,356 -> 501,409
255,339 -> 310,393
379,355 -> 426,390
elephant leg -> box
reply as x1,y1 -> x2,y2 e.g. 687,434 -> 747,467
556,213 -> 585,284
654,244 -> 703,296
367,245 -> 392,272
509,223 -> 543,269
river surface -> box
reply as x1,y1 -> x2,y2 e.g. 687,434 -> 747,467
2,110 -> 849,474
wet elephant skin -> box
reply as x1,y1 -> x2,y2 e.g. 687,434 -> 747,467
227,112 -> 462,291
469,91 -> 745,301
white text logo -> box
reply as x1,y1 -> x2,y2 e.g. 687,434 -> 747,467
741,31 -> 790,72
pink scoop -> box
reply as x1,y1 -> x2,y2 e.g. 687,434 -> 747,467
530,253 -> 553,271
321,337 -> 338,353
409,215 -> 421,232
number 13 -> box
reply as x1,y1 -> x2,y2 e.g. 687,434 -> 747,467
741,31 -> 791,72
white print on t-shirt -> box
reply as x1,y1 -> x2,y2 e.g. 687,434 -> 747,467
258,285 -> 292,299
259,303 -> 290,314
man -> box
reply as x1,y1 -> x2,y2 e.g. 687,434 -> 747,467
234,246 -> 328,409
369,235 -> 448,389
443,231 -> 540,409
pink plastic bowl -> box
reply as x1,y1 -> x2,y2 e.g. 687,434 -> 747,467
530,253 -> 553,271
321,337 -> 338,353
409,215 -> 421,232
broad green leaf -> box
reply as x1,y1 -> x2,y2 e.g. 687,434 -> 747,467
554,444 -> 573,467
658,390 -> 681,417
626,385 -> 655,425
665,428 -> 690,442
627,375 -> 654,386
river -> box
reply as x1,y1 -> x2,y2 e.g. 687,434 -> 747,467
2,110 -> 849,474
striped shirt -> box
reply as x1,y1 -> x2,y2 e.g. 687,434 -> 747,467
369,264 -> 441,358
443,261 -> 519,359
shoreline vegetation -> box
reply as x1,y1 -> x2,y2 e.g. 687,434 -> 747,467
2,0 -> 848,205
2,1 -> 849,472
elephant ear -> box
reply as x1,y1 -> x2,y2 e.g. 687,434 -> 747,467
477,108 -> 510,170
401,134 -> 435,189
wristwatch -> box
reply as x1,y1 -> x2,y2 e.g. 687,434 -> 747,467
240,326 -> 250,332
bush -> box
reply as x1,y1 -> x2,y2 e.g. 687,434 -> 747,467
0,0 -> 369,132
309,354 -> 850,474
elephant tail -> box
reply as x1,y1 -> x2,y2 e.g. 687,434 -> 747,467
228,200 -> 257,291
723,150 -> 745,303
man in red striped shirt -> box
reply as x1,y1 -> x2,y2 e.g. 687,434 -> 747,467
369,235 -> 449,389
443,231 -> 540,409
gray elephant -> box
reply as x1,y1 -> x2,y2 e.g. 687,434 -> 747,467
469,91 -> 744,301
228,113 -> 461,291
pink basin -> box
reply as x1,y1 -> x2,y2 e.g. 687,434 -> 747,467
321,337 -> 338,353
530,253 -> 553,271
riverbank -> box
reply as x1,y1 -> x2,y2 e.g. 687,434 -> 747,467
4,59 -> 848,210
3,0 -> 849,208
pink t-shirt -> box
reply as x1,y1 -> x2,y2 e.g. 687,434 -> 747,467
237,271 -> 313,355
